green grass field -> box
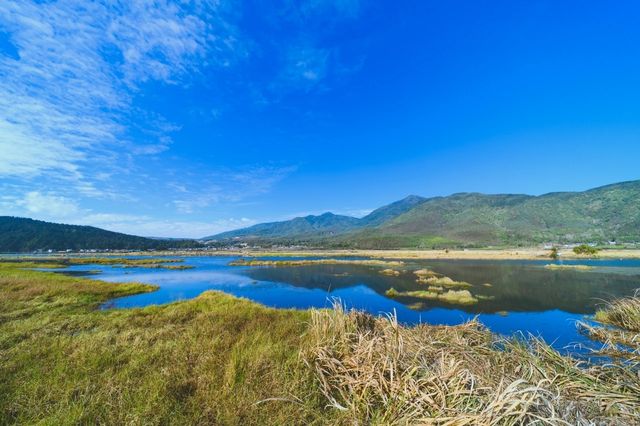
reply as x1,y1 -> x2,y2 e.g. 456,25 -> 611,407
1,260 -> 639,424
0,262 -> 331,425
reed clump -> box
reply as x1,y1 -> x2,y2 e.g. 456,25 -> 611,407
302,303 -> 640,425
594,290 -> 640,333
579,290 -> 640,361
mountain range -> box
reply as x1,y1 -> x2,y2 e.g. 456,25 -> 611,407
1,180 -> 639,252
206,180 -> 640,248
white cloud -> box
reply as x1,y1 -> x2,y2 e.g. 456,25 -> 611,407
76,214 -> 256,238
17,191 -> 80,218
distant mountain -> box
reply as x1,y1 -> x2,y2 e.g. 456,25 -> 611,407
207,180 -> 640,248
208,212 -> 361,240
350,180 -> 640,248
0,217 -> 201,252
206,195 -> 427,242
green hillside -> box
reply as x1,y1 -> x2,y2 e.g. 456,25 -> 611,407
344,181 -> 640,248
0,217 -> 201,252
209,180 -> 640,248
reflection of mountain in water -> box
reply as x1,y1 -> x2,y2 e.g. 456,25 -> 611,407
240,261 -> 640,314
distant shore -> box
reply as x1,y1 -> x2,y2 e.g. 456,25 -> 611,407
24,247 -> 640,260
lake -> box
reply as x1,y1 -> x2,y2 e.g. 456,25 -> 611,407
52,256 -> 640,353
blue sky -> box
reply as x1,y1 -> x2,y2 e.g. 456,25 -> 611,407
1,1 -> 639,238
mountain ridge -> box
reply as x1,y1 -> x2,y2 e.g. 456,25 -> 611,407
207,180 -> 640,248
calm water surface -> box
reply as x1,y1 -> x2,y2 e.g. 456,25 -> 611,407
53,256 -> 640,353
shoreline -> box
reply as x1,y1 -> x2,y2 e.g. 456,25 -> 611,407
8,247 -> 638,261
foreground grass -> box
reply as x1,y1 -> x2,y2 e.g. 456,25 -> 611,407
305,304 -> 640,425
0,262 -> 327,425
2,261 -> 640,424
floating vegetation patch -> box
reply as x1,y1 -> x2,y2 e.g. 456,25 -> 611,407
379,269 -> 400,276
66,257 -> 184,266
7,257 -> 193,270
414,268 -> 438,278
123,263 -> 194,270
544,264 -> 594,271
385,287 -> 478,305
412,268 -> 472,288
417,275 -> 472,288
229,259 -> 404,267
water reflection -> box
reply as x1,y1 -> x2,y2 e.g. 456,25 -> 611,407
242,260 -> 640,314
49,256 -> 640,352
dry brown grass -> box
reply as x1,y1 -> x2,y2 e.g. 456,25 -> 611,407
594,290 -> 640,333
302,303 -> 640,425
578,290 -> 640,363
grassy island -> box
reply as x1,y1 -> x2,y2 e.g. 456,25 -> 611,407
544,264 -> 595,271
228,258 -> 404,267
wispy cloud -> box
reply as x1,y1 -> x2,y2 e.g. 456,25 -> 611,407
16,191 -> 80,218
278,44 -> 330,90
75,214 -> 256,239
0,0 -> 241,187
170,165 -> 297,214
